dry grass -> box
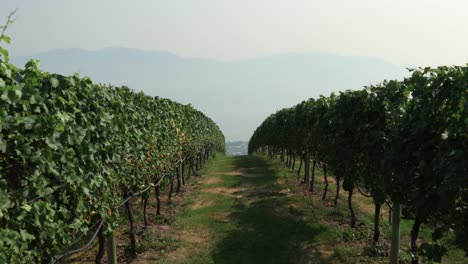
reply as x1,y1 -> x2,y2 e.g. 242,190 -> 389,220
160,227 -> 213,264
191,199 -> 214,210
203,186 -> 245,197
202,176 -> 223,185
215,169 -> 262,178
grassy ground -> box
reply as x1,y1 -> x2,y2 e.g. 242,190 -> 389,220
133,154 -> 340,264
74,153 -> 465,263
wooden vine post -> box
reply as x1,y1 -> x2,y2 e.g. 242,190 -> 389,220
124,188 -> 136,257
390,203 -> 401,264
106,232 -> 117,264
95,226 -> 106,264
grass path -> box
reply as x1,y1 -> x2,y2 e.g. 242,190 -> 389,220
133,154 -> 465,264
69,154 -> 464,263
142,154 -> 337,264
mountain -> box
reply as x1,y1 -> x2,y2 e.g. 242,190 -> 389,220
11,47 -> 410,141
226,141 -> 249,156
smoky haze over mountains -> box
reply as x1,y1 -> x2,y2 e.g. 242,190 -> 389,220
12,48 -> 409,141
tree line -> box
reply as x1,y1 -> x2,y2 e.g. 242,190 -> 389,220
249,66 -> 467,264
0,33 -> 225,262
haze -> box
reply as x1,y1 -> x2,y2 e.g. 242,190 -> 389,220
2,0 -> 468,140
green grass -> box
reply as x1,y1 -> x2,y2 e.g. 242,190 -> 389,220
155,154 -> 337,263
153,153 -> 466,264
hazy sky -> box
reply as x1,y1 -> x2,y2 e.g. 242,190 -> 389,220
2,1 -> 468,141
2,0 -> 468,67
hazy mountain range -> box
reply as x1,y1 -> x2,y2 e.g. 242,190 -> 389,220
226,141 -> 249,156
12,47 -> 410,141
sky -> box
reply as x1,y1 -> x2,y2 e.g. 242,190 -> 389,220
1,0 -> 468,141
2,0 -> 468,66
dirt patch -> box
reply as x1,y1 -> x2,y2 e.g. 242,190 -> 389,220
159,227 -> 213,263
315,243 -> 340,264
279,188 -> 293,197
317,244 -> 335,259
276,178 -> 287,185
217,171 -> 241,176
191,199 -> 214,210
68,171 -> 201,263
353,194 -> 375,216
133,249 -> 160,263
178,227 -> 211,245
202,176 -> 223,185
134,226 -> 213,264
203,187 -> 245,198
158,224 -> 171,231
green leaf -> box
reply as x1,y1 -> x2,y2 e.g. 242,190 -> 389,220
54,123 -> 65,132
0,138 -> 6,152
45,137 -> 59,150
0,47 -> 9,62
25,59 -> 39,69
29,95 -> 37,104
20,116 -> 35,130
1,35 -> 11,44
0,90 -> 10,103
0,48 -> 226,261
44,187 -> 54,196
14,88 -> 22,98
0,190 -> 11,214
50,77 -> 59,88
21,204 -> 32,212
20,230 -> 35,241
